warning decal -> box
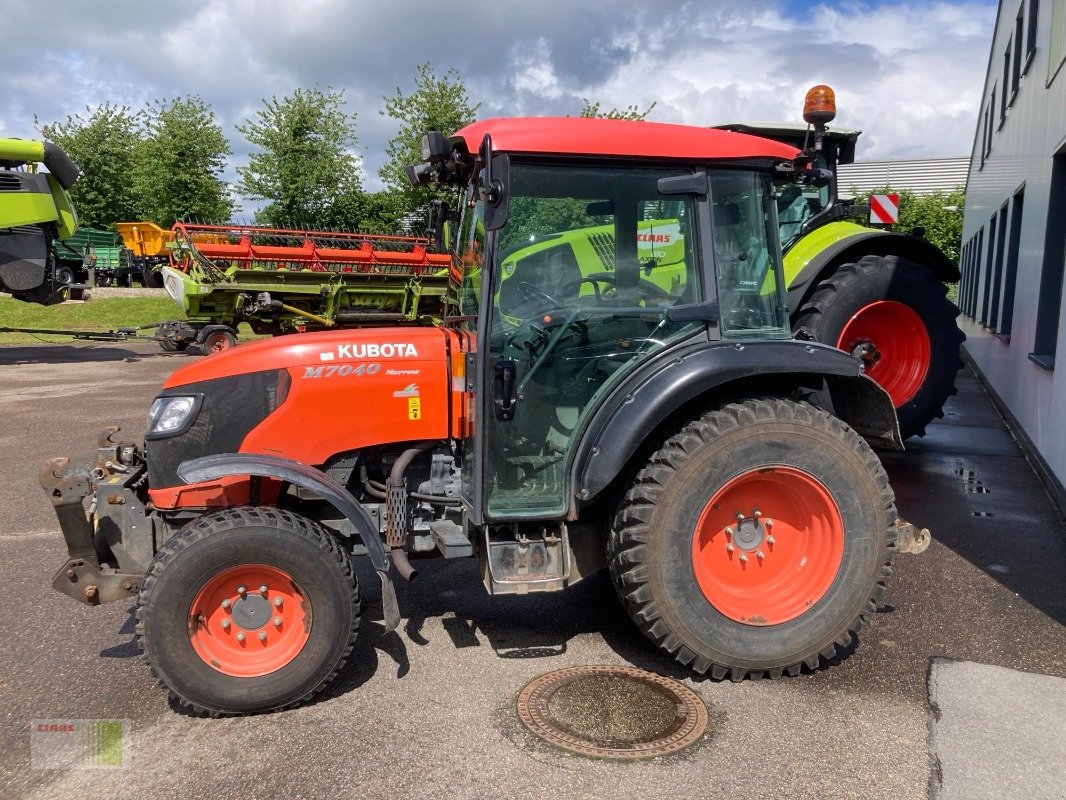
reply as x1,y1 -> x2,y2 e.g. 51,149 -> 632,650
408,397 -> 421,420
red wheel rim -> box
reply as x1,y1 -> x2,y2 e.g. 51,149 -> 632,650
691,466 -> 844,625
204,332 -> 233,353
188,564 -> 311,677
836,300 -> 930,407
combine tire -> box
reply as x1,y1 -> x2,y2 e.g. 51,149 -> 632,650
608,397 -> 896,680
55,266 -> 74,286
136,507 -> 360,716
793,255 -> 964,438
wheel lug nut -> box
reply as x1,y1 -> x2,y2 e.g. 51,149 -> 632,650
756,549 -> 766,560
273,597 -> 283,607
765,519 -> 774,528
725,543 -> 735,553
220,619 -> 231,630
738,553 -> 748,564
766,534 -> 776,545
237,585 -> 247,595
221,599 -> 231,609
753,509 -> 762,518
734,511 -> 744,521
273,617 -> 282,627
258,631 -> 267,642
236,632 -> 245,642
259,585 -> 268,594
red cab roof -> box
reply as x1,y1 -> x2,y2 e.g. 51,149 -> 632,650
453,117 -> 798,163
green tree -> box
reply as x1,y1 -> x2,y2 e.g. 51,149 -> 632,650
859,187 -> 966,264
379,62 -> 480,225
134,96 -> 233,226
579,98 -> 656,120
322,188 -> 406,235
237,87 -> 360,229
37,104 -> 141,228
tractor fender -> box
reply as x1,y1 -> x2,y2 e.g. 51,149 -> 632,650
178,453 -> 389,573
572,339 -> 902,505
787,228 -> 959,316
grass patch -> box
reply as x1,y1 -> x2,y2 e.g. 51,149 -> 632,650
0,295 -> 183,344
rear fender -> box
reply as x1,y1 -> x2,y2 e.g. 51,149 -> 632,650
786,225 -> 959,316
572,339 -> 902,505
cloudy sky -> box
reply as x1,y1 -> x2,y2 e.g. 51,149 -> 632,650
1,0 -> 997,199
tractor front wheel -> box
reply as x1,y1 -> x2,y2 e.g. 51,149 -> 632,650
793,255 -> 964,438
136,507 -> 360,716
608,398 -> 896,680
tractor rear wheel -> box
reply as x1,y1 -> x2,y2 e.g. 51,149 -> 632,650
136,507 -> 360,716
793,255 -> 964,438
608,397 -> 896,680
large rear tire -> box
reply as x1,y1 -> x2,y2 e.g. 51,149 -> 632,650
792,255 -> 964,438
136,507 -> 359,716
608,398 -> 896,680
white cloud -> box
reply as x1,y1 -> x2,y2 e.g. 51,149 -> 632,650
0,0 -> 997,193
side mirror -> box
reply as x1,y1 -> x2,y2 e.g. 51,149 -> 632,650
421,131 -> 453,163
480,134 -> 509,231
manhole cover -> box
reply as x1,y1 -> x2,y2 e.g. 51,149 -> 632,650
516,665 -> 708,759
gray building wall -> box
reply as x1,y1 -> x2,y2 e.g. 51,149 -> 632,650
961,0 -> 1066,490
837,157 -> 969,197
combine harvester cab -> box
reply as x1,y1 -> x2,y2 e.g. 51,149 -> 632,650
156,223 -> 455,353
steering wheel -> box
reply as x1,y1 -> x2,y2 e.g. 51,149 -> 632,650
517,280 -> 568,309
567,272 -> 676,304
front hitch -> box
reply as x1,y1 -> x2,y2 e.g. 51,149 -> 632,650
41,428 -> 146,606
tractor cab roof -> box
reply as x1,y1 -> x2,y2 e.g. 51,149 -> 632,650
715,122 -> 861,153
452,117 -> 799,164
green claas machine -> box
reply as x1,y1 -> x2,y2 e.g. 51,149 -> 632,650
153,222 -> 454,353
720,88 -> 965,439
0,138 -> 81,304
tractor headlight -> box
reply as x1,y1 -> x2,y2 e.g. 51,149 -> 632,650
146,395 -> 202,439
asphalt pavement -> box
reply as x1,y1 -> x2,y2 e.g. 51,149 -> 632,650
0,340 -> 1063,800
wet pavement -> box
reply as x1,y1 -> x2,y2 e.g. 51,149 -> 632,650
0,340 -> 1063,800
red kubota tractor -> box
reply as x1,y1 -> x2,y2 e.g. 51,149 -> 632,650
42,114 -> 928,716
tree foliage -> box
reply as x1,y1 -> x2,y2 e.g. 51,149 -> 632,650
134,96 -> 233,226
579,98 -> 656,120
37,104 -> 141,228
237,87 -> 360,229
859,187 -> 966,264
379,62 -> 480,225
321,188 -> 406,235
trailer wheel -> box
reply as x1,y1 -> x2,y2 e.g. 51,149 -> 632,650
159,337 -> 190,352
792,255 -> 964,438
135,506 -> 360,716
608,397 -> 896,680
201,328 -> 237,354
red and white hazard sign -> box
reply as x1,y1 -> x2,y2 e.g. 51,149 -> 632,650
869,193 -> 900,224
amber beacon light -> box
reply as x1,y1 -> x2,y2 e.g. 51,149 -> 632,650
803,85 -> 837,125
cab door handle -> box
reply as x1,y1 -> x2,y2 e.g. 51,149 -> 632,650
493,359 -> 517,421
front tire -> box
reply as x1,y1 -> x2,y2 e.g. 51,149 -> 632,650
136,507 -> 359,716
792,255 -> 964,438
608,398 -> 896,680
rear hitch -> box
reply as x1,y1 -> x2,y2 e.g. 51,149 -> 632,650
895,518 -> 931,554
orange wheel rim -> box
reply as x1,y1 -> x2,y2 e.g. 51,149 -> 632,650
188,564 -> 310,677
205,333 -> 231,352
691,466 -> 844,625
836,300 -> 931,407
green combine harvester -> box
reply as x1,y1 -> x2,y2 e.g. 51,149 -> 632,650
0,137 -> 81,305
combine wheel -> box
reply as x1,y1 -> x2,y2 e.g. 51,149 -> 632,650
793,255 -> 964,438
136,507 -> 360,716
608,397 -> 896,680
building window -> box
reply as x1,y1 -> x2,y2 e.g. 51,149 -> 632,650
989,204 -> 1009,330
1002,41 -> 1012,121
981,212 -> 999,325
972,228 -> 985,318
1031,150 -> 1066,368
1049,0 -> 1066,84
1013,13 -> 1024,99
1027,0 -> 1040,70
1000,187 -> 1025,337
960,242 -> 970,311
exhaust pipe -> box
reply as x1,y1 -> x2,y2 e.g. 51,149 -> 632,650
385,442 -> 435,581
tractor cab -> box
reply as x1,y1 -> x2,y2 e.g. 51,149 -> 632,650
414,119 -> 797,528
